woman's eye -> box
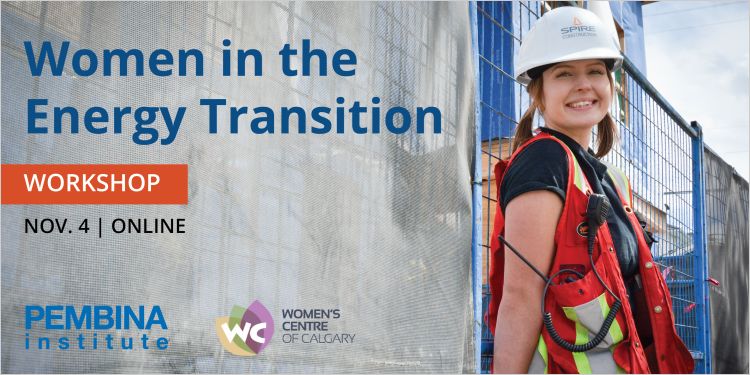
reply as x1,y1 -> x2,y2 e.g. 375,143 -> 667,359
589,70 -> 605,75
556,72 -> 572,78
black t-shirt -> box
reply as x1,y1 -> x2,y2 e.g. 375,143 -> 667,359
499,127 -> 639,279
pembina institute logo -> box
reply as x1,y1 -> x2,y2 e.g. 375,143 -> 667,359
215,301 -> 274,356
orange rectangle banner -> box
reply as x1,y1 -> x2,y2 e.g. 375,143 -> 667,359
1,164 -> 188,204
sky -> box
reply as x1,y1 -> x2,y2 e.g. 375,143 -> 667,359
640,0 -> 750,181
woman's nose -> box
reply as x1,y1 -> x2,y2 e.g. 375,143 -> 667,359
573,75 -> 594,91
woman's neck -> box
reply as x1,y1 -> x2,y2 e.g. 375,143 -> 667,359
545,125 -> 592,149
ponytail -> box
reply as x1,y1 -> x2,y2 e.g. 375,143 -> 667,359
511,78 -> 544,154
594,113 -> 616,158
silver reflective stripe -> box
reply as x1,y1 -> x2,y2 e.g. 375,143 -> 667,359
583,348 -> 620,374
527,336 -> 548,374
566,294 -> 619,349
528,348 -> 546,374
561,293 -> 625,374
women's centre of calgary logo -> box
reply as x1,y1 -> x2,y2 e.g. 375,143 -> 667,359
215,301 -> 274,356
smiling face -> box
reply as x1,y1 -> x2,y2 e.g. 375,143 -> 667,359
540,59 -> 613,140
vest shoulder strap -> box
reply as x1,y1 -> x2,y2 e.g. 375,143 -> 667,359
602,161 -> 634,207
504,132 -> 591,195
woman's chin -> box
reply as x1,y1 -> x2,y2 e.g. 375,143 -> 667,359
561,114 -> 607,129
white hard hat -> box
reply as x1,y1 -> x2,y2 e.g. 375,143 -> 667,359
515,6 -> 623,84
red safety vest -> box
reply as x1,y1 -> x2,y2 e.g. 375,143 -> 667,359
486,132 -> 694,373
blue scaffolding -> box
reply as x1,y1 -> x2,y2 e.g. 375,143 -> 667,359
469,2 -> 712,373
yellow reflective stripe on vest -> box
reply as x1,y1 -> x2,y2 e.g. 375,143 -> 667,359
604,162 -> 632,207
538,336 -> 549,374
598,294 -> 626,374
562,307 -> 593,374
528,335 -> 549,374
571,157 -> 588,193
597,294 -> 624,343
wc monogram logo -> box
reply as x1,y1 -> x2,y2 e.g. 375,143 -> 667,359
215,301 -> 274,356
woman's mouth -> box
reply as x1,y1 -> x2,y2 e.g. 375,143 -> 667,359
566,100 -> 598,111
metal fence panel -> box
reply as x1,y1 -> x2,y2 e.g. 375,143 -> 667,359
703,146 -> 749,373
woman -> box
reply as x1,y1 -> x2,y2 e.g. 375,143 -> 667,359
485,6 -> 693,374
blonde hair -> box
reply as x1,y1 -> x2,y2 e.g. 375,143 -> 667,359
511,72 -> 617,158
